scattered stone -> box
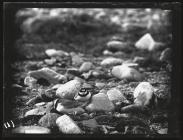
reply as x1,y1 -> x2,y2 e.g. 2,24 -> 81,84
111,65 -> 144,81
135,33 -> 158,51
79,62 -> 93,73
157,128 -> 168,134
44,58 -> 56,65
26,96 -> 42,106
103,50 -> 113,55
55,103 -> 85,115
28,67 -> 67,84
79,119 -> 98,133
85,92 -> 115,112
81,71 -> 93,80
132,126 -> 147,134
71,53 -> 84,66
95,82 -> 105,89
35,102 -> 46,107
12,126 -> 51,134
56,115 -> 82,134
107,40 -> 128,51
159,48 -> 171,63
107,88 -> 130,105
24,76 -> 37,87
66,68 -> 81,76
133,82 -> 155,106
38,113 -> 60,129
56,79 -> 82,100
101,57 -> 123,66
25,102 -> 53,117
38,89 -> 57,101
45,49 -> 69,57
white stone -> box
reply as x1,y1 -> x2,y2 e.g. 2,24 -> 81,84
45,49 -> 69,57
107,88 -> 129,104
79,62 -> 93,73
111,65 -> 144,81
24,107 -> 46,117
101,57 -> 123,66
12,126 -> 51,134
103,50 -> 113,55
56,80 -> 82,100
85,93 -> 115,112
56,115 -> 82,134
71,54 -> 84,66
28,67 -> 67,84
133,82 -> 154,106
107,40 -> 127,51
135,33 -> 157,51
24,76 -> 37,87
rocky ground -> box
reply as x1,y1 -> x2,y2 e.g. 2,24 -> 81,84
3,8 -> 172,136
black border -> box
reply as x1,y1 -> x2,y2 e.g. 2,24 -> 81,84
2,1 -> 182,140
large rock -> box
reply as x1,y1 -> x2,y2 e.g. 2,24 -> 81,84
28,67 -> 67,84
135,33 -> 158,51
45,49 -> 69,57
38,113 -> 60,129
111,65 -> 144,81
101,57 -> 123,66
85,93 -> 115,112
12,126 -> 51,134
79,62 -> 93,73
56,79 -> 82,100
107,88 -> 129,105
56,115 -> 82,134
133,82 -> 155,106
107,40 -> 128,51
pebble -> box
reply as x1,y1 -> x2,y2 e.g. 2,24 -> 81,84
12,126 -> 51,134
107,88 -> 129,105
44,58 -> 56,65
103,50 -> 113,55
101,57 -> 123,66
85,92 -> 115,112
79,62 -> 93,73
56,79 -> 82,100
51,84 -> 63,90
133,56 -> 146,64
55,103 -> 85,115
79,119 -> 98,133
133,82 -> 155,106
28,67 -> 67,84
135,33 -> 157,51
71,53 -> 84,66
95,82 -> 105,89
38,113 -> 60,129
35,102 -> 46,107
66,68 -> 81,76
111,65 -> 144,81
56,115 -> 82,134
24,76 -> 37,87
157,128 -> 168,134
107,40 -> 128,51
45,49 -> 69,57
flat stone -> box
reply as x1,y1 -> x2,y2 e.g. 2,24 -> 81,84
85,93 -> 115,112
111,65 -> 144,81
79,62 -> 93,73
107,40 -> 128,51
45,49 -> 69,57
12,126 -> 51,134
133,82 -> 155,106
101,57 -> 123,66
56,79 -> 82,100
107,88 -> 129,105
38,113 -> 60,129
28,67 -> 67,84
56,115 -> 82,134
135,33 -> 157,51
